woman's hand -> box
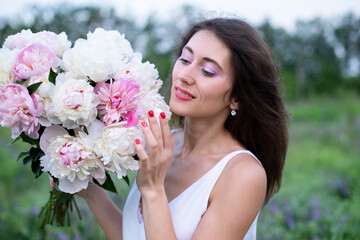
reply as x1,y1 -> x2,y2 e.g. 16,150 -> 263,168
134,111 -> 177,239
135,110 -> 174,196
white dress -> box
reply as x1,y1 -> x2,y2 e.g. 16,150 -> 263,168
123,149 -> 262,240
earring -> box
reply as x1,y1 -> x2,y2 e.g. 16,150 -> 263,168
231,110 -> 236,116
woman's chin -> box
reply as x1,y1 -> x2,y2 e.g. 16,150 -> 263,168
169,107 -> 184,117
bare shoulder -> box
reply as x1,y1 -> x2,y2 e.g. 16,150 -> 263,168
211,152 -> 267,205
227,152 -> 266,185
193,152 -> 267,239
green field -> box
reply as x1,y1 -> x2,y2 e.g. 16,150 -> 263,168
0,98 -> 359,239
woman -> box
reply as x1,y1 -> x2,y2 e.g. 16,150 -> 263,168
79,17 -> 289,240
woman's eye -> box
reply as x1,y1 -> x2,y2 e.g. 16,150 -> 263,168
179,57 -> 190,64
202,68 -> 216,77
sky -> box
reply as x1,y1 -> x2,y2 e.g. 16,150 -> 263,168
0,0 -> 359,31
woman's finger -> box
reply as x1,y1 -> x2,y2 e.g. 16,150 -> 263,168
140,118 -> 158,159
134,138 -> 149,169
146,110 -> 163,148
159,112 -> 173,150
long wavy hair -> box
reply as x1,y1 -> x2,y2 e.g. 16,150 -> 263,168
169,17 -> 289,203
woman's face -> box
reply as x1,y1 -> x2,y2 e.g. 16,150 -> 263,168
169,30 -> 235,119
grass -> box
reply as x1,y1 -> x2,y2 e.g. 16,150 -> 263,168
0,97 -> 359,239
258,98 -> 360,239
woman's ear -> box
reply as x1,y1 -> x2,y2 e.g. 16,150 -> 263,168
229,98 -> 239,110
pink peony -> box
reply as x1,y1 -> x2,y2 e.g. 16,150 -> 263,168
0,84 -> 43,139
12,43 -> 61,81
95,78 -> 141,127
34,31 -> 61,55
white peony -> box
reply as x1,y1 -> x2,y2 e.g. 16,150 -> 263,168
3,29 -> 71,57
62,28 -> 133,82
113,52 -> 162,93
138,89 -> 172,120
0,48 -> 18,88
49,73 -> 99,129
94,122 -> 143,179
33,31 -> 72,57
3,29 -> 34,50
39,125 -> 106,194
25,71 -> 53,96
4,29 -> 71,57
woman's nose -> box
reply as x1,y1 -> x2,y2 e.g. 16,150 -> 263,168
177,64 -> 196,85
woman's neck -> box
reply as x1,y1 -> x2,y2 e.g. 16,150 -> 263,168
180,116 -> 238,160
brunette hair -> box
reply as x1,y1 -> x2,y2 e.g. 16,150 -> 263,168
171,17 -> 289,203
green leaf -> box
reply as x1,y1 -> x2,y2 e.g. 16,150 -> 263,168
23,156 -> 33,165
56,67 -> 65,74
94,173 -> 117,193
29,147 -> 44,162
17,150 -> 30,162
31,158 -> 43,178
15,80 -> 25,85
48,68 -> 58,84
89,80 -> 96,87
7,136 -> 21,146
123,175 -> 130,187
83,126 -> 88,135
67,129 -> 75,137
20,133 -> 38,146
56,192 -> 73,203
27,82 -> 42,95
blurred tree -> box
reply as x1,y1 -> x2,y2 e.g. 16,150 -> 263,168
334,13 -> 360,75
140,5 -> 202,88
258,18 -> 345,100
0,4 -> 141,48
294,18 -> 342,97
0,3 -> 359,100
334,13 -> 360,92
257,20 -> 297,100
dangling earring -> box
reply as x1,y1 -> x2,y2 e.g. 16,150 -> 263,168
231,109 -> 236,116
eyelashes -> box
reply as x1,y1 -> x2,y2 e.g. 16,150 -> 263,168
179,57 -> 190,64
202,67 -> 216,77
178,57 -> 218,77
202,63 -> 218,76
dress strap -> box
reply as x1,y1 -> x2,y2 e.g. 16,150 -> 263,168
202,149 -> 263,195
220,150 -> 262,167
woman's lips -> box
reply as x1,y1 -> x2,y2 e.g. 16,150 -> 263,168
175,87 -> 195,101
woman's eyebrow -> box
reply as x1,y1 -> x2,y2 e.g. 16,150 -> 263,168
203,57 -> 223,72
184,46 -> 193,53
183,46 -> 224,72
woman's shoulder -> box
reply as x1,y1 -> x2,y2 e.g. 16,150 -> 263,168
211,150 -> 267,204
226,151 -> 266,182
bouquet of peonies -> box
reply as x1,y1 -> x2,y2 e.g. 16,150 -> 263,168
0,28 -> 171,227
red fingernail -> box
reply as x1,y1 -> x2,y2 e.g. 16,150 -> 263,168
160,112 -> 166,119
148,110 -> 154,118
135,139 -> 140,144
141,121 -> 148,127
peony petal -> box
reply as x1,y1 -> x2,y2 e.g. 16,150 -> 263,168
58,177 -> 89,194
90,166 -> 106,181
124,106 -> 141,128
13,43 -> 61,80
39,125 -> 68,153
